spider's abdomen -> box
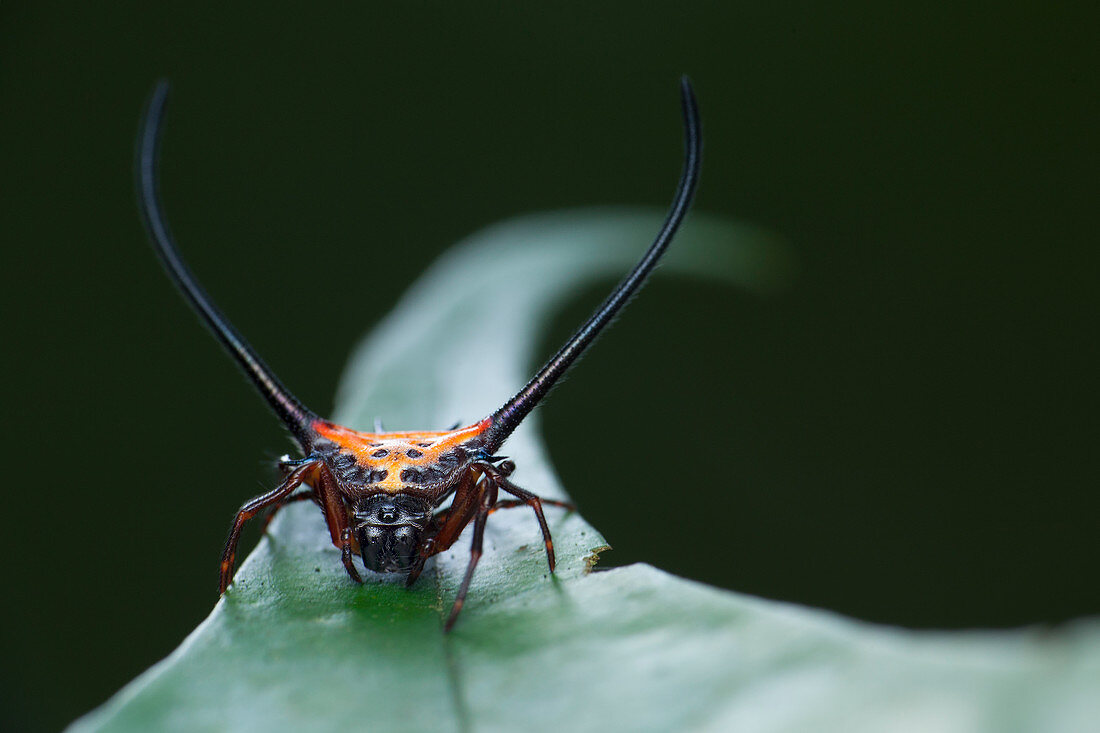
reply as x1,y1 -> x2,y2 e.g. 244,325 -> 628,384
311,418 -> 489,498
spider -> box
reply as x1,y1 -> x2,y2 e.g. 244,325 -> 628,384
137,77 -> 701,630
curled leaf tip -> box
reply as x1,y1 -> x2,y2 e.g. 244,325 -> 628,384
584,545 -> 613,574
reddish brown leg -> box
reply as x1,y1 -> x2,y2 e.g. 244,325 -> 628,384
405,472 -> 482,587
259,490 -> 317,534
402,508 -> 452,585
489,498 -> 575,514
487,468 -> 572,573
444,480 -> 497,632
339,526 -> 361,582
311,463 -> 362,584
220,460 -> 318,593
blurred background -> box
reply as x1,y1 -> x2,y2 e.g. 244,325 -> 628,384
1,3 -> 1096,730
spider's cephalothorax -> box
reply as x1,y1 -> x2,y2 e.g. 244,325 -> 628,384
137,77 -> 702,630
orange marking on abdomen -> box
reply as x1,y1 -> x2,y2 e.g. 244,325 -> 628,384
313,418 -> 490,492
313,419 -> 488,454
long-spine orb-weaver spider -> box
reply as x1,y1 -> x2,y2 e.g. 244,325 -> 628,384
137,77 -> 701,630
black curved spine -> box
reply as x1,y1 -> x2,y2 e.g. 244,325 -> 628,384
483,77 -> 702,451
137,81 -> 317,449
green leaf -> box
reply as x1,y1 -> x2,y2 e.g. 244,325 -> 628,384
72,211 -> 1098,733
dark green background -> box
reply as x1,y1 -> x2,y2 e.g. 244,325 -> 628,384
2,3 -> 1095,731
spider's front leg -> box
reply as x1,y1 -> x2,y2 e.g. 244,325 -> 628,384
444,478 -> 498,631
259,491 -> 317,534
406,463 -> 575,630
259,454 -> 324,533
478,461 -> 575,572
220,459 -> 320,593
310,461 -> 362,584
404,472 -> 483,588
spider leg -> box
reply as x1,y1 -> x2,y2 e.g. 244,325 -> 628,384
444,480 -> 498,632
488,499 -> 525,513
482,464 -> 573,573
489,498 -> 575,514
220,460 -> 318,593
276,454 -> 316,477
339,526 -> 361,582
405,474 -> 481,587
404,551 -> 429,588
259,490 -> 318,534
312,462 -> 362,584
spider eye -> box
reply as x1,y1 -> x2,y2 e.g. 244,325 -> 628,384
377,507 -> 397,523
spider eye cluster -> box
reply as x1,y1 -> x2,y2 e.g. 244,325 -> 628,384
354,494 -> 430,573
